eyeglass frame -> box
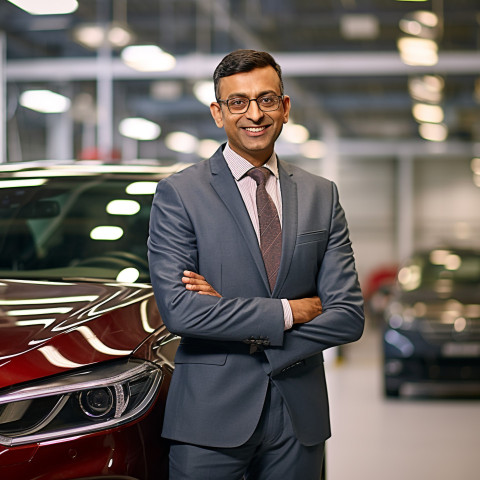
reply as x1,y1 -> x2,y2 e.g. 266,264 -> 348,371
216,94 -> 284,115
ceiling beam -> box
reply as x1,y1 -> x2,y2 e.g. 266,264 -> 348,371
6,51 -> 480,82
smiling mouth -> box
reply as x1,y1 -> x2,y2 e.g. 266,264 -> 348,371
244,126 -> 269,133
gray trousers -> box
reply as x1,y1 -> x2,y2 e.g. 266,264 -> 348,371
169,382 -> 325,480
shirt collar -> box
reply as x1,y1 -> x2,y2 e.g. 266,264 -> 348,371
223,143 -> 279,181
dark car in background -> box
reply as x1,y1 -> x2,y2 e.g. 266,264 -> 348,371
383,248 -> 480,397
0,162 -> 186,479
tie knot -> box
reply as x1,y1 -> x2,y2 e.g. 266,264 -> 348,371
247,167 -> 270,186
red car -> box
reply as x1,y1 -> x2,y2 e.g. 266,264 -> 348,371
0,162 -> 184,479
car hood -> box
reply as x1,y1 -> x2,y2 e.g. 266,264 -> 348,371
0,279 -> 164,388
397,285 -> 480,306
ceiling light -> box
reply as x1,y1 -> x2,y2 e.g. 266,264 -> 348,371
197,139 -> 220,159
107,23 -> 134,47
165,132 -> 199,154
474,173 -> 480,188
73,23 -> 134,49
340,14 -> 379,40
471,158 -> 480,174
281,123 -> 310,144
412,11 -> 438,28
193,81 -> 216,107
121,45 -> 176,72
408,75 -> 444,103
20,90 -> 71,113
412,103 -> 444,123
418,123 -> 448,142
72,25 -> 104,49
119,118 -> 161,141
8,0 -> 78,15
397,37 -> 438,66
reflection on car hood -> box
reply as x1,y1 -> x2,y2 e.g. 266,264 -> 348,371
0,279 -> 164,388
398,285 -> 480,305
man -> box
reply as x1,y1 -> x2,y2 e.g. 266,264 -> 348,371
148,49 -> 364,479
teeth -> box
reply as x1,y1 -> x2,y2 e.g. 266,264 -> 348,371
245,127 -> 265,133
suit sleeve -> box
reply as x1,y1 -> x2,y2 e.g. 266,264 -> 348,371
147,177 -> 285,346
266,181 -> 364,376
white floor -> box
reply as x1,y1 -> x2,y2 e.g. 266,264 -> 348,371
324,322 -> 480,480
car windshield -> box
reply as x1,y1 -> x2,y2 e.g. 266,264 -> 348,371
0,174 -> 158,282
398,249 -> 480,291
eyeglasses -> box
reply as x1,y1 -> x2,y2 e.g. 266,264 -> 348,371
217,94 -> 283,114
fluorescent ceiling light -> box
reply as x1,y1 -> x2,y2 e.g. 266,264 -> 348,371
340,14 -> 379,40
399,11 -> 438,39
412,103 -> 444,123
121,45 -> 176,72
165,132 -> 199,154
20,90 -> 71,113
72,24 -> 104,49
107,23 -> 134,47
193,81 -> 216,106
73,23 -> 134,49
418,123 -> 448,142
471,158 -> 480,174
119,118 -> 161,141
408,75 -> 444,103
397,37 -> 438,66
281,123 -> 310,144
197,139 -> 220,159
8,0 -> 78,15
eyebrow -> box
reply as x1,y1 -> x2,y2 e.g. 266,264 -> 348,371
226,89 -> 278,99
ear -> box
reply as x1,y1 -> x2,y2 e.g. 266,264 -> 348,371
210,102 -> 224,128
282,95 -> 291,124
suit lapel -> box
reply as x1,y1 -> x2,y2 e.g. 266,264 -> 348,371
273,160 -> 298,296
209,149 -> 271,292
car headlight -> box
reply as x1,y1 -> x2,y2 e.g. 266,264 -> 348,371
0,359 -> 163,447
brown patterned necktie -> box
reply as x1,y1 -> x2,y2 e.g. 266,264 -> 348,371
247,167 -> 282,291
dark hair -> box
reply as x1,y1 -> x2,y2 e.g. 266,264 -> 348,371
213,49 -> 284,100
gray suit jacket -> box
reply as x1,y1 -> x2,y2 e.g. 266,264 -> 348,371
147,145 -> 364,448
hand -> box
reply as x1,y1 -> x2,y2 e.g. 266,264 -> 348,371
182,270 -> 221,297
289,296 -> 322,324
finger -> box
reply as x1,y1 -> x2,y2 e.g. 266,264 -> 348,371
182,276 -> 208,285
183,270 -> 206,280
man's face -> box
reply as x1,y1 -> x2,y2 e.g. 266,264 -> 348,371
210,66 -> 290,167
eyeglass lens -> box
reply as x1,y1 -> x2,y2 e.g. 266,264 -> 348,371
226,95 -> 281,113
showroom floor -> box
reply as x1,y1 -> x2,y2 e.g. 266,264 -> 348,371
324,322 -> 480,480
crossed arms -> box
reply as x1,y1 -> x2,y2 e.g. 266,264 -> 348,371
182,270 -> 322,326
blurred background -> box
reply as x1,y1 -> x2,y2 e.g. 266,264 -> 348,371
1,1 -> 480,479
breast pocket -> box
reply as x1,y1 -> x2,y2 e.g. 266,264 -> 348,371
296,230 -> 327,246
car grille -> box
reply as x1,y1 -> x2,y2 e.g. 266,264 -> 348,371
418,317 -> 480,344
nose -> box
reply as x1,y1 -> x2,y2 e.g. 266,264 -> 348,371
245,99 -> 264,121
